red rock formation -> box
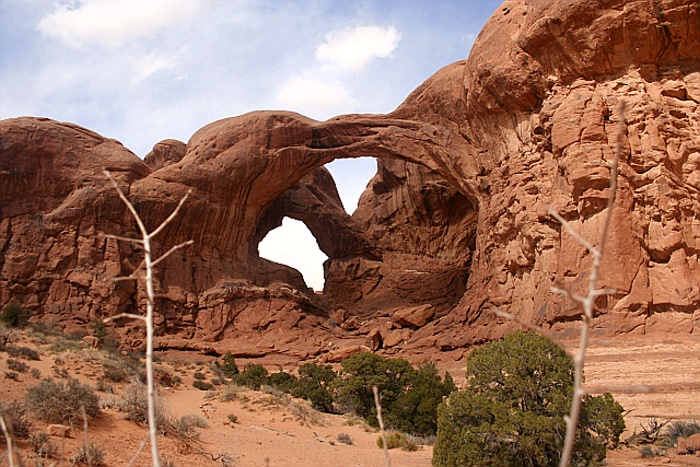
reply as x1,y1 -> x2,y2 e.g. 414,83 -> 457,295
1,0 -> 699,359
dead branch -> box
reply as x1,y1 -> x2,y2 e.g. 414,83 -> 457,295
0,412 -> 15,467
103,169 -> 193,467
557,101 -> 626,467
373,386 -> 391,467
312,431 -> 336,445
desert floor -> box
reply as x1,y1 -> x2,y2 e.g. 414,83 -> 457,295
1,329 -> 699,466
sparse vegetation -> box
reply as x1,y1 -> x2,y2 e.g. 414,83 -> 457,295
665,420 -> 700,445
25,377 -> 100,425
174,414 -> 208,439
6,358 -> 29,373
193,380 -> 214,391
638,445 -> 666,458
219,383 -> 244,402
119,379 -> 170,432
0,401 -> 32,440
7,345 -> 40,360
337,433 -> 354,445
72,442 -> 106,465
377,431 -> 416,450
227,413 -> 239,424
103,362 -> 129,382
30,432 -> 57,458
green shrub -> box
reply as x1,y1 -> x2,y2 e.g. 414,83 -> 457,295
291,363 -> 337,413
235,363 -> 269,390
0,400 -> 32,440
384,362 -> 455,436
25,378 -> 100,425
433,331 -> 625,467
267,369 -> 298,393
193,380 -> 214,391
335,353 -> 453,435
1,303 -> 31,327
193,371 -> 206,380
336,352 -> 415,425
215,351 -> 239,378
337,433 -> 354,445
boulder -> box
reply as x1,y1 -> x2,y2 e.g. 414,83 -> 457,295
677,433 -> 700,455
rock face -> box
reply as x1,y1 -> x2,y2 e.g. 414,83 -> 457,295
1,0 -> 699,359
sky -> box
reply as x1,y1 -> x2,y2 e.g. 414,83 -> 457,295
0,0 -> 503,291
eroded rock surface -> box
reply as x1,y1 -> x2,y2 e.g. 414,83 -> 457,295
1,0 -> 699,359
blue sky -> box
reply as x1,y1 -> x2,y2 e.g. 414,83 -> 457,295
0,0 -> 502,290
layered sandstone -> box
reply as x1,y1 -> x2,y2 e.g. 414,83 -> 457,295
1,0 -> 699,359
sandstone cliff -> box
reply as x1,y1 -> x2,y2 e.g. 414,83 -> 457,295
1,0 -> 699,360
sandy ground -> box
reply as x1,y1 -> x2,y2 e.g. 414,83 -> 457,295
1,330 -> 699,466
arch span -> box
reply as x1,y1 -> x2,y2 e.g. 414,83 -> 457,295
130,110 -> 483,308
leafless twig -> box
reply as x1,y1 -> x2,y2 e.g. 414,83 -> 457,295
491,307 -> 552,336
127,434 -> 150,467
556,101 -> 626,467
0,412 -> 15,467
373,386 -> 391,467
81,406 -> 91,467
103,169 -> 192,467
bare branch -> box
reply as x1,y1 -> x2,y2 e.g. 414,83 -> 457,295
0,412 -> 15,467
81,406 -> 92,467
148,189 -> 192,239
103,313 -> 147,323
126,434 -> 149,467
109,274 -> 141,283
558,101 -> 626,467
373,386 -> 391,467
103,170 -> 150,241
590,288 -> 616,298
548,209 -> 598,255
581,384 -> 652,395
99,233 -> 145,246
103,169 -> 192,467
151,240 -> 194,267
491,308 -> 552,337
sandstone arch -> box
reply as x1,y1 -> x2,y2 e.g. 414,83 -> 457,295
2,0 -> 700,356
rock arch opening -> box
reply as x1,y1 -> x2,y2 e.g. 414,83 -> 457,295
325,157 -> 378,215
251,151 -> 478,320
258,217 -> 328,292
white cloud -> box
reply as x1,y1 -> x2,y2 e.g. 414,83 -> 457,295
128,49 -> 181,83
315,25 -> 401,73
275,77 -> 358,120
37,0 -> 204,49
